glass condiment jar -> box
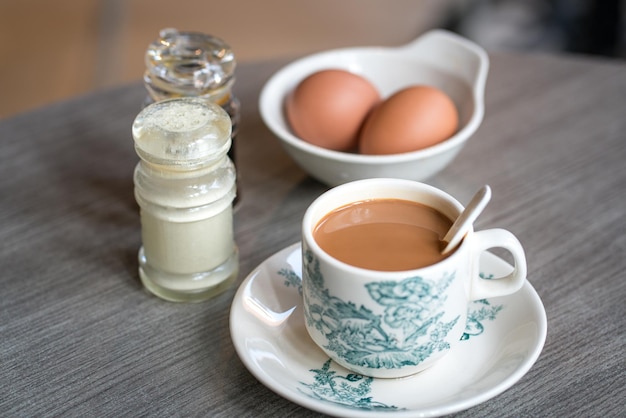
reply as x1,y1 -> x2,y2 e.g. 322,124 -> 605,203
132,98 -> 238,302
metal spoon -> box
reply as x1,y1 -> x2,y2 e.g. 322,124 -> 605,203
441,185 -> 492,255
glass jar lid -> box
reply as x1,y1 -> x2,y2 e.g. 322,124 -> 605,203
132,98 -> 232,169
144,28 -> 237,100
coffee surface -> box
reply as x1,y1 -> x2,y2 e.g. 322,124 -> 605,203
313,199 -> 453,271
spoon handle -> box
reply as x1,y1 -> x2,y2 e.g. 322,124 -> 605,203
441,185 -> 491,255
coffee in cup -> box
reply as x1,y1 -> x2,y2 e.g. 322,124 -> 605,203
313,198 -> 453,271
301,178 -> 526,378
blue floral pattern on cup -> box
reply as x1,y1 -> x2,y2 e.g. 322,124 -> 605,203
302,250 -> 460,371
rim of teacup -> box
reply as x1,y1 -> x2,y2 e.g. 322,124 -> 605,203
302,178 -> 470,276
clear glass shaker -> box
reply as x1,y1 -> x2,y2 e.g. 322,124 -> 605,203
132,98 -> 238,302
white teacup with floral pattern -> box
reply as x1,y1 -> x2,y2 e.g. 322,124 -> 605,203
301,178 -> 527,378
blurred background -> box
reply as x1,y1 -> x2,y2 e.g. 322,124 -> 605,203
0,0 -> 623,118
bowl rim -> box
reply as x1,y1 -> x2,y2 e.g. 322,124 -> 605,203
259,29 -> 489,164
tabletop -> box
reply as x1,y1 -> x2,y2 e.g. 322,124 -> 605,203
1,51 -> 625,417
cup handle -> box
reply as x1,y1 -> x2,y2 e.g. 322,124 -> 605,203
468,228 -> 527,301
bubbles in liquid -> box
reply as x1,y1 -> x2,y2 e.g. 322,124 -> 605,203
153,104 -> 210,133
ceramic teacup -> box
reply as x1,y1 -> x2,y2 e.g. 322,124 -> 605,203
301,178 -> 527,378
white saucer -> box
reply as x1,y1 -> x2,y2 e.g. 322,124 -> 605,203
230,243 -> 547,417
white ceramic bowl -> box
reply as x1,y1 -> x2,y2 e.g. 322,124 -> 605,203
259,30 -> 489,187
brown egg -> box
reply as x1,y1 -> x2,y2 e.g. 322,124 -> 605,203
285,69 -> 380,151
359,85 -> 458,155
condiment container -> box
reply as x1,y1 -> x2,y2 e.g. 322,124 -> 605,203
132,98 -> 238,302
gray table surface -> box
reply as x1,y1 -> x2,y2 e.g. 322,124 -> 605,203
1,52 -> 625,417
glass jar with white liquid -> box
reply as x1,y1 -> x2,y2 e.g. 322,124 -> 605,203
132,98 -> 238,302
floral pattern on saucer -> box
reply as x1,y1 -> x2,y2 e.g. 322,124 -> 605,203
298,359 -> 402,411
